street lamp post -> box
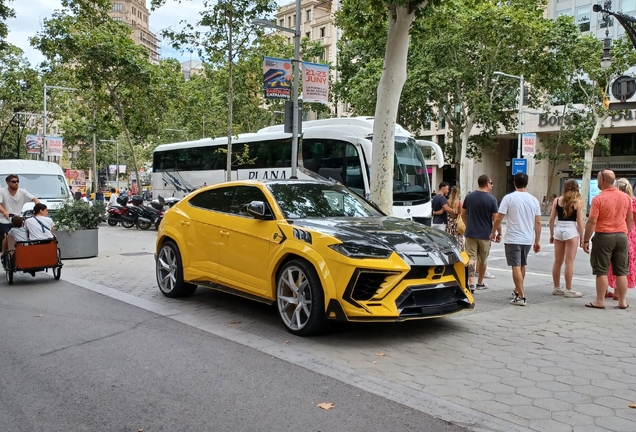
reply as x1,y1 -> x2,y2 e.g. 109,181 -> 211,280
100,139 -> 119,191
494,71 -> 524,159
593,2 -> 636,50
253,2 -> 301,178
43,84 -> 77,161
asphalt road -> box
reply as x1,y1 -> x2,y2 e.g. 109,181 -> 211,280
0,278 -> 467,432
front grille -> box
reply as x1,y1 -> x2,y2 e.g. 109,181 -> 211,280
404,265 -> 454,280
412,216 -> 431,226
396,283 -> 471,317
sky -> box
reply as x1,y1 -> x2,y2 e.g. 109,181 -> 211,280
7,0 -> 206,66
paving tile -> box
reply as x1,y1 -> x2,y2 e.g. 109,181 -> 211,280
506,363 -> 539,373
516,386 -> 554,399
594,416 -> 636,432
572,403 -> 615,417
536,380 -> 573,393
500,376 -> 541,388
538,366 -> 574,377
592,396 -> 635,409
572,426 -> 613,432
554,391 -> 593,404
520,371 -> 555,382
493,393 -> 533,406
487,368 -> 521,378
480,382 -> 516,395
614,408 -> 636,422
456,388 -> 495,402
528,419 -> 576,432
610,389 -> 636,401
532,397 -> 572,412
552,410 -> 595,426
572,385 -> 612,397
556,375 -> 592,386
510,405 -> 552,420
589,379 -> 631,391
466,399 -> 511,415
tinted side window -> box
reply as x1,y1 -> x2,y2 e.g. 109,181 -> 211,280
233,139 -> 293,170
153,150 -> 177,172
302,139 -> 364,195
229,186 -> 270,216
188,187 -> 234,213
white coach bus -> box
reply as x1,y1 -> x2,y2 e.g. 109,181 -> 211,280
152,117 -> 443,224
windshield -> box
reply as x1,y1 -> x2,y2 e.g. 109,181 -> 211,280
3,174 -> 70,199
393,137 -> 431,204
268,183 -> 383,219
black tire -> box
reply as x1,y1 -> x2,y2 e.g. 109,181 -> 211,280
53,266 -> 61,280
137,220 -> 152,230
276,259 -> 325,336
6,270 -> 12,285
155,240 -> 197,298
121,220 -> 134,229
107,218 -> 118,226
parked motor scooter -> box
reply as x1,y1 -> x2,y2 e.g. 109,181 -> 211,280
106,195 -> 132,227
129,195 -> 162,230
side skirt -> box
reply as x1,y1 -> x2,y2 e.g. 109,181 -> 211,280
197,281 -> 274,305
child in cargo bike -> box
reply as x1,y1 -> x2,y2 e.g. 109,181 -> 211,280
1,215 -> 28,255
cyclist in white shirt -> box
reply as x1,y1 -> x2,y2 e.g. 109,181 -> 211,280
0,174 -> 40,238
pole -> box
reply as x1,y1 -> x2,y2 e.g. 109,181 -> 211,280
43,84 -> 47,161
517,75 -> 524,159
116,141 -> 120,191
92,107 -> 98,195
291,0 -> 301,178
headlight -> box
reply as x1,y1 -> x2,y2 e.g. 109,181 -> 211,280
329,243 -> 393,259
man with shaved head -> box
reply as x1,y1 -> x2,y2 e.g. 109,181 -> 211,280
583,169 -> 633,309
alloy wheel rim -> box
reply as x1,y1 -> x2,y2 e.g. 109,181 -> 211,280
277,266 -> 311,330
156,246 -> 177,293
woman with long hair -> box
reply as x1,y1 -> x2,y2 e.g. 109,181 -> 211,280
549,179 -> 584,298
607,178 -> 636,297
446,185 -> 465,250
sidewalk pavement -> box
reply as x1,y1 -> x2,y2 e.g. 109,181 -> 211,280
58,226 -> 636,432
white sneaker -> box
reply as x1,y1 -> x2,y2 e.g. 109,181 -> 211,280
553,287 -> 566,296
511,296 -> 527,306
564,290 -> 583,298
483,271 -> 495,279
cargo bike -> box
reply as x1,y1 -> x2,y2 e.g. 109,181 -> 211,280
3,236 -> 63,284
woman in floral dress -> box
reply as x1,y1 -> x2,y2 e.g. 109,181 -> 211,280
608,178 -> 636,297
445,186 -> 465,250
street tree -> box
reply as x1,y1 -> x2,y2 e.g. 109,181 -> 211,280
154,0 -> 277,181
32,0 -> 181,193
336,0 -> 438,213
0,0 -> 15,51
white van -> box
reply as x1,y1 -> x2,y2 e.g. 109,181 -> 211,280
0,160 -> 71,216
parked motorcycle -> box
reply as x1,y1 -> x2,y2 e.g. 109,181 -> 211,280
106,195 -> 132,227
128,195 -> 162,230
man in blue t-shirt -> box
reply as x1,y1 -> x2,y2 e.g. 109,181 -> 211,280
431,182 -> 456,230
461,174 -> 499,292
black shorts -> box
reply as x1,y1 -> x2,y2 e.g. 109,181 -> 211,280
0,223 -> 12,237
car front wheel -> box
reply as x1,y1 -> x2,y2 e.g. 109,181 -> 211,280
276,259 -> 325,336
156,241 -> 197,298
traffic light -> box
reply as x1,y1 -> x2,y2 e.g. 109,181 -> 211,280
284,100 -> 302,134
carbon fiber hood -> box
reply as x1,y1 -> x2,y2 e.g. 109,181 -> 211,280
291,217 -> 462,266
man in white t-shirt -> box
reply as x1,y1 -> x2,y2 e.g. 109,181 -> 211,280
25,203 -> 55,241
108,188 -> 119,207
491,173 -> 542,307
0,174 -> 40,238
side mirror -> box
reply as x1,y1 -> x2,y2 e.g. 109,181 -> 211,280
247,201 -> 267,220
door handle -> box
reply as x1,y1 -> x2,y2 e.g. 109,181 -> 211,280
220,230 -> 230,237
181,221 -> 191,226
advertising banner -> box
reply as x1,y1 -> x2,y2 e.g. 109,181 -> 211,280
263,56 -> 292,100
46,136 -> 63,157
109,165 -> 126,174
522,133 -> 536,156
302,62 -> 329,104
26,135 -> 42,154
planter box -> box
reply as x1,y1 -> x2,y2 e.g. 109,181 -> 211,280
56,229 -> 98,259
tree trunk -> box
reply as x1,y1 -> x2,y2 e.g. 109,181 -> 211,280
226,9 -> 234,182
458,117 -> 474,199
92,104 -> 98,195
111,89 -> 141,196
580,114 -> 607,213
370,5 -> 417,214
545,105 -> 568,200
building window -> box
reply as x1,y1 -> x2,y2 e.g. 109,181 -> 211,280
438,117 -> 446,130
320,27 -> 325,37
306,9 -> 311,21
319,49 -> 325,62
113,17 -> 122,21
292,14 -> 296,26
132,7 -> 136,14
610,133 -> 636,156
112,3 -> 123,11
305,32 -> 310,39
600,18 -> 614,28
279,19 -> 284,26
623,0 -> 636,15
288,16 -> 292,27
576,6 -> 590,32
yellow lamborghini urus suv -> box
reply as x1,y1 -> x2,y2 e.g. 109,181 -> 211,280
156,180 -> 473,336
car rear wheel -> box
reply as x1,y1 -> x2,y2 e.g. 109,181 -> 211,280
156,240 -> 197,298
276,259 -> 325,336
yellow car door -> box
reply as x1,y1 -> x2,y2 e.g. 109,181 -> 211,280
216,185 -> 281,298
182,187 -> 233,281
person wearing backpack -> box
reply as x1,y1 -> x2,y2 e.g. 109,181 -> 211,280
24,203 -> 54,241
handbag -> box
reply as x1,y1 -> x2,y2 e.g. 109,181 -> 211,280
455,202 -> 466,235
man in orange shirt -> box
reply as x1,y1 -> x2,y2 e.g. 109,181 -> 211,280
582,169 -> 633,309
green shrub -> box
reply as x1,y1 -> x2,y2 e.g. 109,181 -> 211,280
53,199 -> 107,232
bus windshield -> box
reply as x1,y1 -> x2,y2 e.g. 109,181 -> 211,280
393,137 -> 430,204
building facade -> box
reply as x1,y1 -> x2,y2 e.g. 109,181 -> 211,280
108,0 -> 160,63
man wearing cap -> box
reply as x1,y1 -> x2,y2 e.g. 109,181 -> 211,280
0,174 -> 39,238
